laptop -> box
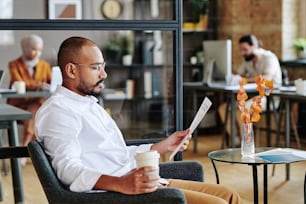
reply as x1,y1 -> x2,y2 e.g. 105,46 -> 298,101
0,70 -> 16,94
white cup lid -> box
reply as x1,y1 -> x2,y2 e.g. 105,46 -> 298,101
135,150 -> 160,160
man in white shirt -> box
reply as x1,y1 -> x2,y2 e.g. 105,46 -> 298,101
236,34 -> 282,87
35,36 -> 241,204
219,34 -> 282,141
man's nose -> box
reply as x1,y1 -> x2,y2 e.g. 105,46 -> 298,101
100,69 -> 107,79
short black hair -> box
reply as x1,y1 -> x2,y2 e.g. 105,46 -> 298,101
239,34 -> 261,47
57,36 -> 96,69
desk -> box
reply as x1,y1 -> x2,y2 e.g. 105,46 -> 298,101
0,104 -> 32,204
280,58 -> 306,67
183,82 -> 258,151
208,147 -> 306,204
0,90 -> 52,99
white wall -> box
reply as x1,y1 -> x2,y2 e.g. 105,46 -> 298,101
282,0 -> 299,60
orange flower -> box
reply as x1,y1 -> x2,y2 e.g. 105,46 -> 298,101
237,76 -> 274,124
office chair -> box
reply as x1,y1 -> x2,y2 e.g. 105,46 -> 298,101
27,140 -> 204,204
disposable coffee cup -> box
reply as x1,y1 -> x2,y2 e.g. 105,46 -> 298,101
135,150 -> 160,176
12,81 -> 26,94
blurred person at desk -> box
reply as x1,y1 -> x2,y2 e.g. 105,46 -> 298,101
219,34 -> 282,143
8,34 -> 52,155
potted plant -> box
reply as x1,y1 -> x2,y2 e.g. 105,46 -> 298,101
293,38 -> 306,59
104,35 -> 121,63
189,0 -> 209,30
121,33 -> 134,65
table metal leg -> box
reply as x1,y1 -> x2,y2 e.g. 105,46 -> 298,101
275,100 -> 285,147
8,121 -> 24,204
266,96 -> 271,146
222,98 -> 230,148
285,100 -> 290,180
210,159 -> 220,184
263,164 -> 268,204
252,165 -> 259,204
211,160 -> 269,204
230,94 -> 236,148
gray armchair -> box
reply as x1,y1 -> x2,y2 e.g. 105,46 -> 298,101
27,140 -> 204,204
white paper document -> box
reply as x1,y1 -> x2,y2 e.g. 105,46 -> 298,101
255,148 -> 306,163
169,97 -> 212,161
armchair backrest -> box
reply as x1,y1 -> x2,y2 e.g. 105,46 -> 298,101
27,140 -> 187,204
27,141 -> 75,203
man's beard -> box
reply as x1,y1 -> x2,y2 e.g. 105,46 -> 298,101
78,79 -> 105,97
244,53 -> 255,61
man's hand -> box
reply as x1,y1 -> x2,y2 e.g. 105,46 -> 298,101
117,167 -> 160,194
28,80 -> 43,90
94,166 -> 160,195
151,129 -> 190,155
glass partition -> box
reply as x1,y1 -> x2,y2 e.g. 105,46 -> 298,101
0,29 -> 175,140
0,0 -> 183,151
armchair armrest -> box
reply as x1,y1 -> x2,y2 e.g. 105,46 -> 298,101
126,139 -> 204,182
160,161 -> 204,182
64,188 -> 186,204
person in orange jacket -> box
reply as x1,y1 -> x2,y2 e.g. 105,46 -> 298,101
8,34 -> 52,155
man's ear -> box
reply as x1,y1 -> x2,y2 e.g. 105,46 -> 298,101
65,63 -> 77,79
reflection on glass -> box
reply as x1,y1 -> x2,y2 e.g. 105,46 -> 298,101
0,30 -> 175,140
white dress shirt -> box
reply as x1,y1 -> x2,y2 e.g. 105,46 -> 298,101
35,86 -> 152,192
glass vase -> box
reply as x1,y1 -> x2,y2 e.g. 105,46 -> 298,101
241,122 -> 255,156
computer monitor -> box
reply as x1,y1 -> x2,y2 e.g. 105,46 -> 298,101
202,40 -> 232,81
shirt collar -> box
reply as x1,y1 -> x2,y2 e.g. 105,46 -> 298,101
255,48 -> 266,61
55,86 -> 99,104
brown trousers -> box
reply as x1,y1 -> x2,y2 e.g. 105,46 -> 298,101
168,179 -> 241,204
